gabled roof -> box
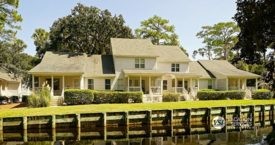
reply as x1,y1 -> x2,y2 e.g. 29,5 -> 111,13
198,60 -> 260,78
29,51 -> 115,76
189,61 -> 213,79
0,68 -> 20,82
111,38 -> 190,62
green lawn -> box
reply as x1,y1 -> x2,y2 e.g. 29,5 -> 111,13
1,100 -> 275,118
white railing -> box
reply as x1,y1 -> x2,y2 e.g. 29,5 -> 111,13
171,87 -> 188,94
229,86 -> 239,90
129,86 -> 141,92
247,86 -> 256,91
142,94 -> 162,103
151,86 -> 161,94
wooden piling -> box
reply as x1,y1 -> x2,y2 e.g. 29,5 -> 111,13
23,129 -> 27,142
23,116 -> 27,130
76,114 -> 81,128
271,105 -> 275,125
0,129 -> 3,142
222,107 -> 227,133
51,115 -> 56,129
207,108 -> 211,133
103,113 -> 107,140
250,106 -> 255,128
187,109 -> 191,135
261,105 -> 265,127
170,109 -> 174,136
0,118 -> 2,131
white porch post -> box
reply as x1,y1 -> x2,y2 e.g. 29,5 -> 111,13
182,78 -> 185,93
80,75 -> 84,89
190,78 -> 193,90
238,78 -> 241,90
51,75 -> 54,96
62,75 -> 65,97
160,77 -> 163,94
255,78 -> 258,90
149,76 -> 152,94
197,79 -> 200,90
244,79 -> 247,89
32,75 -> 35,91
127,76 -> 129,91
139,76 -> 142,92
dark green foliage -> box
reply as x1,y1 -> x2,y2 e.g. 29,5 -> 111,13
43,3 -> 133,56
162,92 -> 181,102
28,87 -> 51,108
197,90 -> 245,100
64,89 -> 94,105
64,89 -> 143,105
252,89 -> 272,99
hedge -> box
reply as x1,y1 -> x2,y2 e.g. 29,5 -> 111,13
64,89 -> 143,105
162,92 -> 181,102
197,90 -> 245,100
252,89 -> 272,99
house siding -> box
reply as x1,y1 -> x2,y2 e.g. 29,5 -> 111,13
157,62 -> 189,73
199,79 -> 209,90
84,78 -> 113,90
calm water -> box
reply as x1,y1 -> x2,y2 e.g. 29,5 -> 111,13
1,127 -> 274,145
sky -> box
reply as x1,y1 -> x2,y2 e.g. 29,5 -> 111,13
17,0 -> 237,59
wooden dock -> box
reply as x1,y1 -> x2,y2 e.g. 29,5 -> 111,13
0,104 -> 274,142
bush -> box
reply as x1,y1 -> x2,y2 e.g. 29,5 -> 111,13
162,92 -> 181,102
252,89 -> 272,99
64,89 -> 143,105
64,89 -> 94,105
197,90 -> 245,100
28,87 -> 51,108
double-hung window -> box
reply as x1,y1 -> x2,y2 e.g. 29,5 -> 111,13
105,79 -> 111,90
88,79 -> 94,90
135,58 -> 145,69
171,63 -> 180,72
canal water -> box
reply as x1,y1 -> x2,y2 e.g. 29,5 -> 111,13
0,126 -> 274,145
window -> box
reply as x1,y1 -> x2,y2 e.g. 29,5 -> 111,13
88,79 -> 94,90
34,77 -> 39,88
171,63 -> 180,72
135,58 -> 145,69
105,79 -> 111,90
163,80 -> 167,90
178,80 -> 183,87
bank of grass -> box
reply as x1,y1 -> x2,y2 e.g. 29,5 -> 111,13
1,100 -> 275,118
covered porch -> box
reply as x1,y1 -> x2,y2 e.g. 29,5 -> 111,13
227,77 -> 258,91
31,74 -> 84,97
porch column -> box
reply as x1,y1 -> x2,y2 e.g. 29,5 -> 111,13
149,77 -> 152,94
238,78 -> 241,90
80,75 -> 84,89
62,76 -> 65,97
139,76 -> 142,92
255,78 -> 258,90
190,79 -> 193,90
127,76 -> 129,91
32,75 -> 35,91
243,79 -> 247,89
51,75 -> 54,96
0,83 -> 2,95
197,79 -> 200,90
182,78 -> 185,93
160,77 -> 163,94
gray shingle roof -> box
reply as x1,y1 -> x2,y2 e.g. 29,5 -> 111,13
0,68 -> 20,82
111,38 -> 190,62
189,61 -> 212,79
198,60 -> 260,78
29,52 -> 115,76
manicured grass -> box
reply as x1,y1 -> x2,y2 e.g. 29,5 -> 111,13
1,100 -> 275,118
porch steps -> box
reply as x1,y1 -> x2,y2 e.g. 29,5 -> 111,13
50,96 -> 60,106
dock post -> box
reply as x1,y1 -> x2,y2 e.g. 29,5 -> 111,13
76,114 -> 81,128
103,112 -> 107,140
187,109 -> 191,135
52,128 -> 56,142
170,109 -> 174,136
147,110 -> 152,137
237,106 -> 241,131
0,129 -> 2,142
222,107 -> 227,133
0,118 -> 3,131
23,116 -> 27,130
125,111 -> 129,139
261,105 -> 265,127
23,129 -> 27,142
207,108 -> 211,133
250,106 -> 255,129
271,105 -> 275,125
51,115 -> 56,129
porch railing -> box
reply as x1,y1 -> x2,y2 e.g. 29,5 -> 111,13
150,86 -> 161,95
129,86 -> 141,92
172,87 -> 188,94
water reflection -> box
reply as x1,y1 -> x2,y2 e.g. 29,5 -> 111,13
0,126 -> 274,145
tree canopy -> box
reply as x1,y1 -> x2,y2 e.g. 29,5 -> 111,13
41,3 -> 133,57
135,15 -> 188,55
193,22 -> 240,60
32,28 -> 49,59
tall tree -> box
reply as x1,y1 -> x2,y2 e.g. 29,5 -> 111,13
135,15 -> 188,55
193,22 -> 240,60
44,3 -> 133,56
32,28 -> 49,59
234,0 -> 274,90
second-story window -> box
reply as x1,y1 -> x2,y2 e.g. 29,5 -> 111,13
171,63 -> 180,72
135,58 -> 145,69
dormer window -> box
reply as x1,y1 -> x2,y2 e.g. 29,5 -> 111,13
171,63 -> 180,72
135,58 -> 145,69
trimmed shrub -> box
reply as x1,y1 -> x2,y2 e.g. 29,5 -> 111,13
28,87 -> 51,108
162,92 -> 181,102
64,89 -> 94,105
252,89 -> 272,99
197,90 -> 245,100
64,89 -> 143,105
